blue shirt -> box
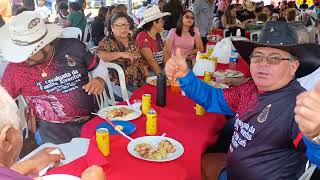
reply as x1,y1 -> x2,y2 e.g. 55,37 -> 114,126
179,71 -> 320,179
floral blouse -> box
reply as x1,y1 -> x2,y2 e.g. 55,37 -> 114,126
96,37 -> 148,88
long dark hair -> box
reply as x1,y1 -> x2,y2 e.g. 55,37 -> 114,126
98,7 -> 108,19
224,5 -> 237,25
69,2 -> 81,11
167,0 -> 183,14
175,10 -> 195,37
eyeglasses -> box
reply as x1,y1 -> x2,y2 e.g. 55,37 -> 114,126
113,23 -> 130,28
184,14 -> 194,20
249,54 -> 296,65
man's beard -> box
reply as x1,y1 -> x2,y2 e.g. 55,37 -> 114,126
26,49 -> 50,66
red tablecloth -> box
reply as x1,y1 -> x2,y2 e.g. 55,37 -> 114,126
209,28 -> 251,40
47,85 -> 226,180
47,61 -> 250,180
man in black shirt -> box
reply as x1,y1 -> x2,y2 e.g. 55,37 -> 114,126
300,0 -> 309,10
237,0 -> 256,22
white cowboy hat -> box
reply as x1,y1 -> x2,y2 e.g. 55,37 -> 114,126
0,11 -> 63,63
137,5 -> 171,29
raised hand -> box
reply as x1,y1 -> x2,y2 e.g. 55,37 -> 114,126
295,82 -> 320,139
165,48 -> 189,79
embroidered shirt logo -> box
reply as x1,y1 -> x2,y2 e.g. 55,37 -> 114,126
28,18 -> 41,29
257,104 -> 271,123
270,27 -> 275,32
65,54 -> 76,67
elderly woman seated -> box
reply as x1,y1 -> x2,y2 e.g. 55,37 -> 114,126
96,12 -> 148,92
0,85 -> 105,179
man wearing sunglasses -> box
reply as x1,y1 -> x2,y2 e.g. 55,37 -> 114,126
166,21 -> 320,180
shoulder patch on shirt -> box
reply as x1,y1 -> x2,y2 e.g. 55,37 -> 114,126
257,104 -> 271,123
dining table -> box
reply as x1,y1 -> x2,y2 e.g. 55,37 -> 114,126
47,62 -> 250,180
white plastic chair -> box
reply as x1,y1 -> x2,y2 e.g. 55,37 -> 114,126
15,95 -> 29,139
91,61 -> 129,109
223,28 -> 243,38
0,60 -> 8,79
307,18 -> 316,43
60,27 -> 82,40
105,62 -> 129,101
83,23 -> 95,49
88,46 -> 98,54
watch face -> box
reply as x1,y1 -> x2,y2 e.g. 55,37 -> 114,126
313,136 -> 320,144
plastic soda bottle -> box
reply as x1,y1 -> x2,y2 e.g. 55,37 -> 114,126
229,50 -> 238,71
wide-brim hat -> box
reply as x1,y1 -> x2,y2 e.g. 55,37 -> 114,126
137,5 -> 171,29
0,11 -> 63,63
243,0 -> 256,11
232,21 -> 320,78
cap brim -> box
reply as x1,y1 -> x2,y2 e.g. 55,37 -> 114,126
232,40 -> 320,78
0,24 -> 63,63
137,12 -> 171,29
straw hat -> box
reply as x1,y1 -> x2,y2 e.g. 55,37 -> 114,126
243,0 -> 256,12
0,11 -> 63,63
137,5 -> 171,29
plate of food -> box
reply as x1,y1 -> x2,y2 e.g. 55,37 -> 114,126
146,76 -> 171,86
207,81 -> 229,89
98,105 -> 142,121
96,121 -> 136,135
213,70 -> 244,78
127,136 -> 184,162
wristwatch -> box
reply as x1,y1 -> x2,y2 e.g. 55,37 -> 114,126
312,136 -> 320,144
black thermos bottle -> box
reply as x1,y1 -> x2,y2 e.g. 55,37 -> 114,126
156,73 -> 166,107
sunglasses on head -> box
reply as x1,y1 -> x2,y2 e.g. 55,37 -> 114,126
184,14 -> 194,20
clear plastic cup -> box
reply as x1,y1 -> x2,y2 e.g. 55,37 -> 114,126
132,99 -> 142,110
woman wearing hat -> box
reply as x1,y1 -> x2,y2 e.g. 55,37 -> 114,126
136,5 -> 170,76
96,12 -> 148,92
237,0 -> 256,22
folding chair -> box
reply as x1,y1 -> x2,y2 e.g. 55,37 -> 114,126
0,60 -> 8,79
250,30 -> 261,42
60,27 -> 82,40
83,23 -> 95,49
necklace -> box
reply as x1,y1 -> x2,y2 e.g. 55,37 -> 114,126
37,47 -> 55,78
147,31 -> 156,40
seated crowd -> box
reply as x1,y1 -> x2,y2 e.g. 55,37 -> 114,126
213,0 -> 320,39
1,0 -> 320,179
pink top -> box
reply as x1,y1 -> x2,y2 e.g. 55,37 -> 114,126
167,28 -> 201,55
